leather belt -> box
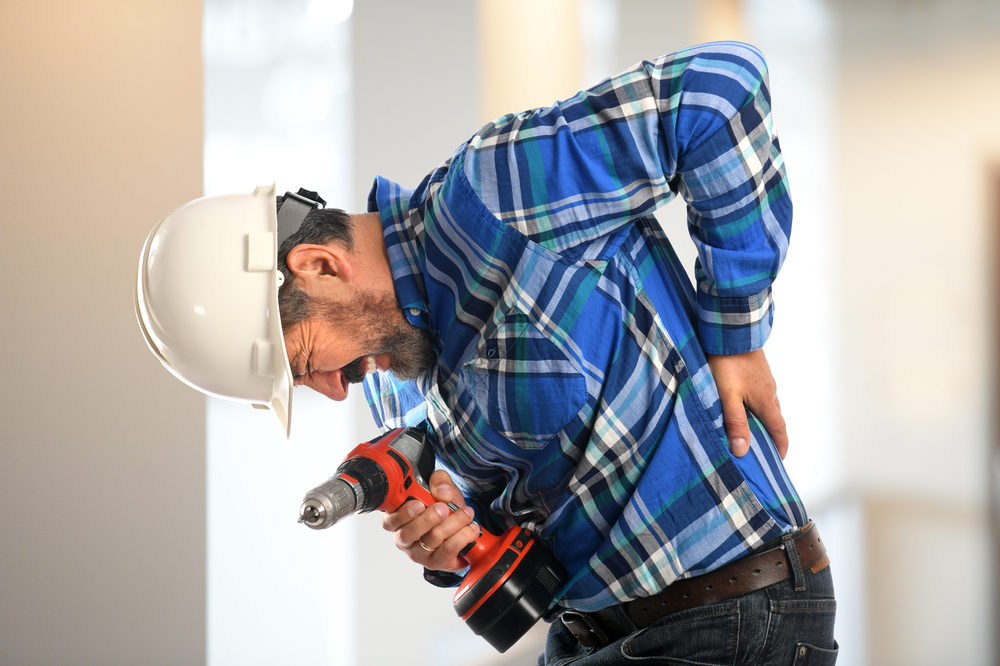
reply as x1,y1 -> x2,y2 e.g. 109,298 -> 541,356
561,521 -> 830,648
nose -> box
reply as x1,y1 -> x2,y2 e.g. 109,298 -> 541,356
304,367 -> 349,401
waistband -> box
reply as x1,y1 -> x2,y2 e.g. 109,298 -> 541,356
560,521 -> 830,648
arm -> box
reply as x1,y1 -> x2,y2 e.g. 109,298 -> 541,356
463,42 -> 793,454
673,46 -> 792,456
463,42 -> 790,285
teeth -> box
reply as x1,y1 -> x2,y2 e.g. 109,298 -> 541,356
365,356 -> 376,375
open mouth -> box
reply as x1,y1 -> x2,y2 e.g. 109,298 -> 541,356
342,355 -> 378,385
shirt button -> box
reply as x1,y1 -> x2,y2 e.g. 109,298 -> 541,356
408,308 -> 421,317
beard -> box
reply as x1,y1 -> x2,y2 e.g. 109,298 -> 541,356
320,289 -> 436,384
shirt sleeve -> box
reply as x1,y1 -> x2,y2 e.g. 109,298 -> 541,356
461,41 -> 792,355
672,47 -> 792,355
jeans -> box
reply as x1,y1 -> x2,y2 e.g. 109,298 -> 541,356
539,566 -> 838,665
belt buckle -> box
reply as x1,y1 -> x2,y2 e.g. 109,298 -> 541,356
561,611 -> 610,648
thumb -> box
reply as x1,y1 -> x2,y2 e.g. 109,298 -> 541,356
720,394 -> 752,457
428,469 -> 464,507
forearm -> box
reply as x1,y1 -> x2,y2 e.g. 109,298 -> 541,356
671,45 -> 792,354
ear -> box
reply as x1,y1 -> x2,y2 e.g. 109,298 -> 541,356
285,243 -> 355,286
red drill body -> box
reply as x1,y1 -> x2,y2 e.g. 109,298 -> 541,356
298,427 -> 566,653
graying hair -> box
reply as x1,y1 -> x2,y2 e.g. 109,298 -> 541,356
276,204 -> 355,332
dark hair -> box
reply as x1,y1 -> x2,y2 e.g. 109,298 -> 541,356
276,205 -> 355,331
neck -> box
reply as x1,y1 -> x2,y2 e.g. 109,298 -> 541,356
350,211 -> 393,292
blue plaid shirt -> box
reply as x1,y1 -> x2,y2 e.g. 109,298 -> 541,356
363,42 -> 807,612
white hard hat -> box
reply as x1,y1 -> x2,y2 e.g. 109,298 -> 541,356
135,184 -> 299,436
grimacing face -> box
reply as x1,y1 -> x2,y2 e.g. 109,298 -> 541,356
283,289 -> 435,401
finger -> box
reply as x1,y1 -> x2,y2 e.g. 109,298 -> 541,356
428,470 -> 465,508
381,499 -> 426,533
394,501 -> 451,549
406,507 -> 476,571
423,522 -> 482,572
411,504 -> 476,555
719,391 -> 752,457
751,396 -> 789,460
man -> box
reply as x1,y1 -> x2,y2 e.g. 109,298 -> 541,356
276,41 -> 837,663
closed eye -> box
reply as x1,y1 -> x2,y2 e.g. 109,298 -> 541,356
293,360 -> 312,381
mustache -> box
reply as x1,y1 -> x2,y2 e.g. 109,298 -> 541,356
319,289 -> 437,384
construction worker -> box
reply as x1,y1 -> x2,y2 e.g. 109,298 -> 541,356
137,42 -> 837,663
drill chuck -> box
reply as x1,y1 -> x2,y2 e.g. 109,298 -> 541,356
298,477 -> 359,529
299,451 -> 393,529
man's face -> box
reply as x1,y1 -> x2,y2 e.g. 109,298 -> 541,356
283,289 -> 435,401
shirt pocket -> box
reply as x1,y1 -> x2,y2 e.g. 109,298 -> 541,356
461,310 -> 586,449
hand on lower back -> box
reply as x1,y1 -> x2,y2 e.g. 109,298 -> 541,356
707,349 -> 789,459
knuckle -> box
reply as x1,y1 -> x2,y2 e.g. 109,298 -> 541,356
431,520 -> 460,542
432,542 -> 455,561
440,535 -> 465,556
443,510 -> 468,530
722,417 -> 748,433
429,469 -> 451,485
414,511 -> 442,534
399,525 -> 424,547
430,556 -> 453,571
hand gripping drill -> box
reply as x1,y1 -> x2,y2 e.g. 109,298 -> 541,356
298,427 -> 566,653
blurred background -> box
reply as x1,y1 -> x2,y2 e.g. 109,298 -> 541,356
2,0 -> 998,664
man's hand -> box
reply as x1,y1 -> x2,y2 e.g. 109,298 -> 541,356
380,469 -> 478,572
706,349 -> 789,459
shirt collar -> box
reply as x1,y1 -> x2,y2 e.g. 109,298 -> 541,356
367,176 -> 430,330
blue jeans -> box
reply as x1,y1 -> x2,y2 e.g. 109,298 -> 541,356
539,566 -> 838,665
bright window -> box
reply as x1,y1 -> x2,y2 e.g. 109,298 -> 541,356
203,1 -> 356,663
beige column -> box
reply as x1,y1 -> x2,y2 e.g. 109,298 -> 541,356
0,1 -> 205,664
477,0 -> 584,122
693,0 -> 747,43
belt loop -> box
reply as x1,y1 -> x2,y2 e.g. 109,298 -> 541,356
782,532 -> 806,592
561,611 -> 610,648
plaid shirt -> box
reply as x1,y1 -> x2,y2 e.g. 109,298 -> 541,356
363,42 -> 807,612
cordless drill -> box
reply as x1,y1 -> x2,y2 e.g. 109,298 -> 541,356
297,427 -> 566,653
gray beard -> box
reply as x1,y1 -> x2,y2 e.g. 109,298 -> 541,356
321,290 -> 436,384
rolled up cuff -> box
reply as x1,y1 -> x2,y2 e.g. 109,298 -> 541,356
695,286 -> 774,355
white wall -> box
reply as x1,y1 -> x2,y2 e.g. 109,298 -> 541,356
835,3 -> 1000,663
348,4 -> 491,663
0,1 -> 206,664
200,3 -> 360,663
